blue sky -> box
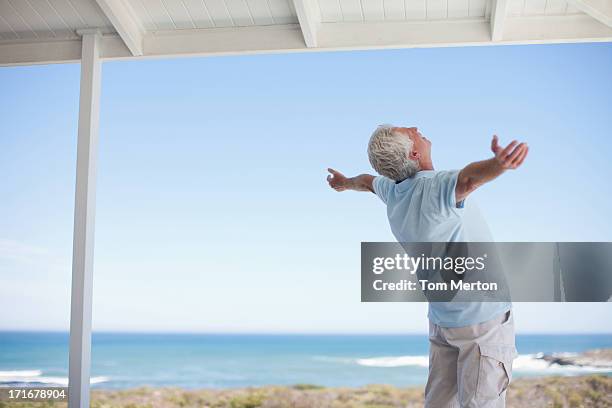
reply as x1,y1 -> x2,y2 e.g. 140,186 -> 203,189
1,42 -> 611,334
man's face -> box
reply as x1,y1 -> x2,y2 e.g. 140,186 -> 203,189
392,126 -> 432,162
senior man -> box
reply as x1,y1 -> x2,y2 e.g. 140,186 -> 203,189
327,126 -> 528,408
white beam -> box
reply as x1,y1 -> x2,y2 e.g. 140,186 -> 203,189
291,0 -> 321,47
317,20 -> 491,49
144,16 -> 612,57
0,35 -> 130,66
567,0 -> 612,28
143,24 -> 307,58
503,14 -> 612,43
68,30 -> 102,408
95,0 -> 144,55
316,15 -> 612,49
490,0 -> 509,41
1,15 -> 612,66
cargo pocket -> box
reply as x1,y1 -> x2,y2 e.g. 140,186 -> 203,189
476,344 -> 517,400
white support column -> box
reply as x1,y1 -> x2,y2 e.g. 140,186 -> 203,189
68,30 -> 102,408
490,0 -> 509,41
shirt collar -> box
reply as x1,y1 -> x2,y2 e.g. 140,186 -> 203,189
413,170 -> 436,179
395,170 -> 436,184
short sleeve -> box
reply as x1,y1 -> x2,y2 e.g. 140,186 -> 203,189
430,170 -> 464,210
373,176 -> 395,204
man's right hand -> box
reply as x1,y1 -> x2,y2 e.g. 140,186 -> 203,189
327,169 -> 375,193
327,168 -> 349,191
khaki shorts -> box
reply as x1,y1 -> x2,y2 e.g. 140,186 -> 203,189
424,309 -> 517,408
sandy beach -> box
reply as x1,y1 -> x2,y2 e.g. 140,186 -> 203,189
1,374 -> 610,408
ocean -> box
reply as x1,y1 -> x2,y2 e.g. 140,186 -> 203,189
1,332 -> 611,389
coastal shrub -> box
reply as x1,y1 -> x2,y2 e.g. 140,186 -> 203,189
585,388 -> 602,403
587,375 -> 609,392
292,384 -> 324,391
229,392 -> 265,408
123,403 -> 152,408
568,391 -> 583,408
365,385 -> 394,397
166,392 -> 190,407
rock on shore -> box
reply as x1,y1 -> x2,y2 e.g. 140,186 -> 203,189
539,348 -> 612,369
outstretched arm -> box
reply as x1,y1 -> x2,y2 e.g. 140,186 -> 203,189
456,135 -> 529,203
327,168 -> 375,193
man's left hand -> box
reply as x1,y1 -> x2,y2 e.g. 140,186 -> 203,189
491,135 -> 529,170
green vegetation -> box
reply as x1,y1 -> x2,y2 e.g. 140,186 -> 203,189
291,384 -> 325,391
1,375 -> 610,408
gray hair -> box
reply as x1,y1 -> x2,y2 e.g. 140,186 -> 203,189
367,125 -> 420,181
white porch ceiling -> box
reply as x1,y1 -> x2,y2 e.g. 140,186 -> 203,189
0,0 -> 611,66
0,0 -> 299,41
0,0 -> 114,40
130,0 -> 298,30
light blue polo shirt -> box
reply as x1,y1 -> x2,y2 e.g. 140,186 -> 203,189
373,170 -> 511,328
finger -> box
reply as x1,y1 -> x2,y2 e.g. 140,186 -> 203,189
499,140 -> 518,159
506,143 -> 525,163
491,135 -> 499,152
509,146 -> 526,167
499,140 -> 518,158
327,168 -> 337,175
513,146 -> 529,167
509,144 -> 526,163
331,170 -> 344,179
327,175 -> 332,182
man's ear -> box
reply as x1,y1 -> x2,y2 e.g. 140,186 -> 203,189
409,150 -> 420,161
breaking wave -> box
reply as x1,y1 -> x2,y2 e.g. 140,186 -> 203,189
0,370 -> 109,386
351,353 -> 612,373
356,355 -> 430,368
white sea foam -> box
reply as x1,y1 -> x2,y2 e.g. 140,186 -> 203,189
0,370 -> 43,377
353,353 -> 612,373
356,355 -> 429,368
0,369 -> 109,386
